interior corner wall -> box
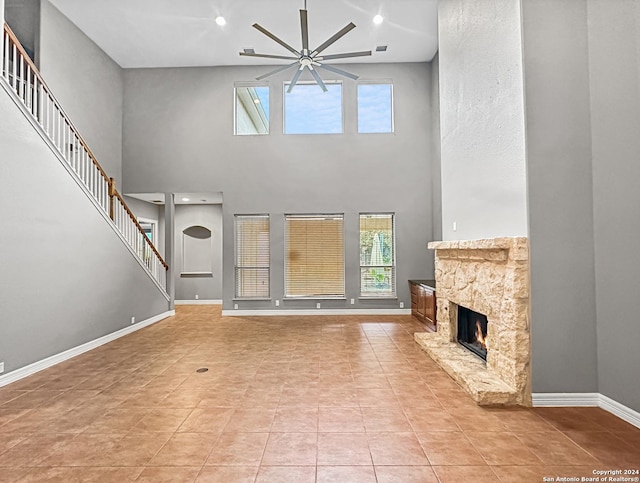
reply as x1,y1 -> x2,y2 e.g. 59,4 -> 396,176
430,52 -> 442,243
588,0 -> 640,413
437,0 -> 528,241
174,204 -> 223,301
4,0 -> 39,61
0,87 -> 169,376
521,0 -> 598,394
38,0 -> 124,185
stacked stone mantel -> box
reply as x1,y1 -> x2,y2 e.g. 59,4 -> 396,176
415,237 -> 531,406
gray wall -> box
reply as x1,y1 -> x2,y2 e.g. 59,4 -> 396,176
0,87 -> 169,375
430,53 -> 442,242
521,0 -> 598,394
588,0 -> 640,412
4,0 -> 39,61
174,204 -> 223,301
438,0 -> 528,240
38,0 -> 124,185
122,63 -> 435,310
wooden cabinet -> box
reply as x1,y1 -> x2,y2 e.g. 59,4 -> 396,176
409,280 -> 436,331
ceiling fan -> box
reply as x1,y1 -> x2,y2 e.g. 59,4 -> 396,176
239,0 -> 372,92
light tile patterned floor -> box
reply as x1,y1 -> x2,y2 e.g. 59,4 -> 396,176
0,306 -> 638,482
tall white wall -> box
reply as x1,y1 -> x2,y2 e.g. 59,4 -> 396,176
38,0 -> 124,185
588,0 -> 640,413
438,0 -> 528,240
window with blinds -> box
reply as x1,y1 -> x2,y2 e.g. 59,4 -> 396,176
235,215 -> 270,298
360,213 -> 396,297
285,214 -> 345,298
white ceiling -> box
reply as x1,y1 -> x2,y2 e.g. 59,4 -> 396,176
48,0 -> 438,68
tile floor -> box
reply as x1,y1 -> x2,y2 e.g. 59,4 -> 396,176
0,306 -> 638,482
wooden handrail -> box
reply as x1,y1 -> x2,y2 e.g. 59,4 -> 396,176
3,23 -> 110,184
3,21 -> 168,275
113,190 -> 168,270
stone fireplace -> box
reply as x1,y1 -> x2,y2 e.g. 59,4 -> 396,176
415,237 -> 531,406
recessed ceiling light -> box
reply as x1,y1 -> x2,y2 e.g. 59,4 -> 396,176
373,14 -> 384,25
181,197 -> 190,202
215,16 -> 226,26
253,98 -> 261,104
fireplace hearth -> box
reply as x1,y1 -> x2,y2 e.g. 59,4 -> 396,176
457,306 -> 488,360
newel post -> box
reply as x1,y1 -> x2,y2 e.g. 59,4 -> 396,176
108,178 -> 116,221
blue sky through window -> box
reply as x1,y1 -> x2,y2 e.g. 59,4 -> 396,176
285,83 -> 343,134
358,84 -> 393,133
255,86 -> 270,120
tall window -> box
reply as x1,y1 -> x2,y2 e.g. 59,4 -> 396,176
235,215 -> 270,298
360,213 -> 395,297
234,83 -> 270,135
284,82 -> 343,134
357,82 -> 394,133
285,214 -> 345,297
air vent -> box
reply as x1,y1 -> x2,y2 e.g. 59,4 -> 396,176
376,45 -> 388,52
152,200 -> 162,203
243,48 -> 255,54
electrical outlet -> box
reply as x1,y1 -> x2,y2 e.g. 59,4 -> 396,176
131,316 -> 135,324
195,294 -> 199,300
399,302 -> 404,309
275,299 -> 280,307
234,303 -> 239,310
316,302 -> 321,309
350,298 -> 355,305
0,362 -> 4,374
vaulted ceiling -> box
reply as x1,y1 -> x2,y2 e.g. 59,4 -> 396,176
48,0 -> 439,68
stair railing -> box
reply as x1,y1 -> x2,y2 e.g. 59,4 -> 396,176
2,23 -> 168,291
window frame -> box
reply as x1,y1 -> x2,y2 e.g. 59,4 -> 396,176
234,214 -> 271,299
283,80 -> 344,135
233,81 -> 270,136
284,213 -> 346,299
359,212 -> 397,298
356,80 -> 395,134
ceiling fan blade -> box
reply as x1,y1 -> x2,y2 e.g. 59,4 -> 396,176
300,10 -> 309,52
316,51 -> 372,61
287,67 -> 305,93
240,52 -> 300,61
256,62 -> 298,80
316,63 -> 359,80
312,23 -> 356,55
308,66 -> 328,92
252,23 -> 300,56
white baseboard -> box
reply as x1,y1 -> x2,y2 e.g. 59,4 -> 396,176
533,392 -> 640,429
0,310 -> 175,388
175,300 -> 222,305
222,309 -> 412,317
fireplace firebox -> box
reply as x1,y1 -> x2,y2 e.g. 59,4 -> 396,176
457,306 -> 489,360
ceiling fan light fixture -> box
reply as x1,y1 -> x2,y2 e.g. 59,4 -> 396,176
373,14 -> 384,25
240,1 -> 371,91
215,16 -> 226,26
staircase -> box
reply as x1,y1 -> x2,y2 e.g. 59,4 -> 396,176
1,23 -> 168,295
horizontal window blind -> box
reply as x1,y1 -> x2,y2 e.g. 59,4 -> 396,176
235,215 -> 270,298
285,214 -> 345,297
360,213 -> 396,296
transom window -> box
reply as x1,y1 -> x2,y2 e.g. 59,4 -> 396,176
234,83 -> 270,135
357,82 -> 394,133
360,213 -> 396,297
284,82 -> 343,134
285,214 -> 345,297
234,215 -> 270,298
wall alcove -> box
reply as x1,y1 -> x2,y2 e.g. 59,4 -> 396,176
181,225 -> 213,277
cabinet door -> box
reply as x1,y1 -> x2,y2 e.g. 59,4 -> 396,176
417,287 -> 427,318
424,288 -> 435,324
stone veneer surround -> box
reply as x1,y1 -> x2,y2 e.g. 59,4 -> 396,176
415,237 -> 531,405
